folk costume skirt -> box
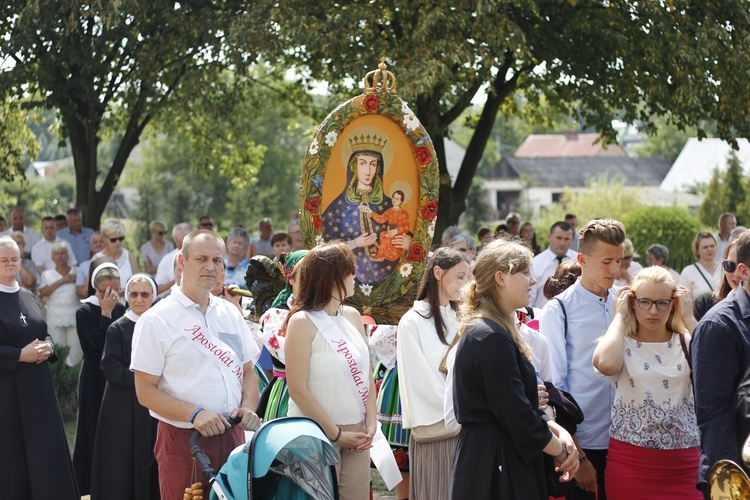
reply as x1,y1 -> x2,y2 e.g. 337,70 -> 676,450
605,438 -> 702,500
375,363 -> 410,471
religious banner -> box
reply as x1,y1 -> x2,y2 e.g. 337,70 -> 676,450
299,60 -> 439,323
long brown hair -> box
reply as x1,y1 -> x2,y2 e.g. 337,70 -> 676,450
415,247 -> 466,345
458,239 -> 533,359
283,241 -> 355,328
714,240 -> 738,301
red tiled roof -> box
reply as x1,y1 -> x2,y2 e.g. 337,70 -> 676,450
515,133 -> 623,157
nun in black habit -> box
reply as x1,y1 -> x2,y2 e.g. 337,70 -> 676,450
0,236 -> 79,499
449,239 -> 579,499
91,273 -> 160,499
73,259 -> 126,495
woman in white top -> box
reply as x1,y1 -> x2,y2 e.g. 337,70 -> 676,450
38,242 -> 82,366
680,230 -> 721,297
593,266 -> 701,500
397,247 -> 470,500
139,220 -> 174,277
92,218 -> 138,299
285,242 -> 376,499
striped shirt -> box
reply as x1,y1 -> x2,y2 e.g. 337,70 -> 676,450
540,279 -> 616,449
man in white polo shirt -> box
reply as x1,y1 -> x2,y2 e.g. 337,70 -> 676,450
530,221 -> 577,309
131,229 -> 260,499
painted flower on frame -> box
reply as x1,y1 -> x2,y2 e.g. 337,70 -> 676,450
359,283 -> 373,296
363,94 -> 380,112
308,138 -> 319,155
312,216 -> 323,231
315,235 -> 324,245
428,220 -> 436,238
407,244 -> 425,262
304,197 -> 321,214
325,130 -> 338,147
420,200 -> 439,221
399,263 -> 413,278
312,174 -> 324,190
414,146 -> 432,166
403,113 -> 419,132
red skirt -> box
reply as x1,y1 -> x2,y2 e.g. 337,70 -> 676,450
605,438 -> 702,500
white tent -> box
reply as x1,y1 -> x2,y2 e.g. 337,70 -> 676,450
660,138 -> 750,192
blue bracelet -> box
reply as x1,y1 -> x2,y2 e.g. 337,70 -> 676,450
189,406 -> 204,424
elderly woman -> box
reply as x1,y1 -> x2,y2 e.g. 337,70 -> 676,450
0,237 -> 79,499
224,226 -> 251,289
9,230 -> 38,292
38,242 -> 82,366
645,244 -> 681,281
614,238 -> 644,287
680,231 -> 721,297
92,218 -> 139,295
140,220 -> 174,277
91,274 -> 160,499
450,233 -> 477,262
73,260 -> 126,495
593,267 -> 700,499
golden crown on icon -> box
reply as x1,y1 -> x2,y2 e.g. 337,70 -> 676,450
349,134 -> 387,153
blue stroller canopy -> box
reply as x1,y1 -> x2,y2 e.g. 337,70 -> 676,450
212,417 -> 339,500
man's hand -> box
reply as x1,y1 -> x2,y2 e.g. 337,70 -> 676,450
193,410 -> 231,437
230,407 -> 261,431
574,458 -> 597,492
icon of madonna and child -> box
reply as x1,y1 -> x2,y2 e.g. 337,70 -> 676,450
321,132 -> 415,284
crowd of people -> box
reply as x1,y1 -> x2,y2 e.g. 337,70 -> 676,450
1,203 -> 749,500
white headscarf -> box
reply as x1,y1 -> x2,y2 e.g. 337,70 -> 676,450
81,262 -> 120,305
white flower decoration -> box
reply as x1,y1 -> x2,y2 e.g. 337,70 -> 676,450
359,283 -> 373,296
315,235 -> 324,246
428,221 -> 436,238
324,131 -> 338,147
308,138 -> 319,155
401,101 -> 412,115
399,263 -> 413,278
403,113 -> 419,133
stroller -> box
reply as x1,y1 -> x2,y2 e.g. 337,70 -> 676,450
191,417 -> 340,500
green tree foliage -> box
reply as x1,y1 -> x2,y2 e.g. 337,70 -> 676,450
0,97 -> 39,181
632,117 -> 697,163
535,177 -> 645,247
255,0 -> 750,242
698,152 -> 749,227
0,170 -> 76,227
622,206 -> 702,271
0,0 -> 261,228
460,177 -> 494,234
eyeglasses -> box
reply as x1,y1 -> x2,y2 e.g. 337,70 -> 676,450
722,260 -> 738,273
128,291 -> 152,299
157,231 -> 167,236
108,236 -> 125,243
199,222 -> 214,228
634,297 -> 673,312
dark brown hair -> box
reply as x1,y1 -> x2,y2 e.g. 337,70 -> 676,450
714,240 -> 738,301
543,260 -> 582,299
284,241 -> 356,327
415,247 -> 466,345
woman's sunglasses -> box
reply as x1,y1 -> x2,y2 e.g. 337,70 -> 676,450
722,260 -> 738,273
108,236 -> 126,243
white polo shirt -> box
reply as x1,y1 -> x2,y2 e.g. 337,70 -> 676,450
130,288 -> 260,428
30,237 -> 77,270
530,247 -> 578,308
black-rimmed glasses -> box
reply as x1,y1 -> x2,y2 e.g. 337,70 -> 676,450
722,260 -> 738,273
634,297 -> 672,312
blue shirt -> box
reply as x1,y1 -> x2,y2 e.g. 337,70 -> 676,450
692,285 -> 750,486
224,258 -> 250,289
57,227 -> 94,265
540,278 -> 616,449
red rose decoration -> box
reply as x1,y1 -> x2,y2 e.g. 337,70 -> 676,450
414,146 -> 432,166
407,244 -> 425,262
363,94 -> 380,112
312,215 -> 323,231
304,197 -> 321,214
420,200 -> 438,221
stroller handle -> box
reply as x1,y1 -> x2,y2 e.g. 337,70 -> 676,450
190,415 -> 242,483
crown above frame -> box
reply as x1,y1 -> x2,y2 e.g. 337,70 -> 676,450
363,58 -> 397,94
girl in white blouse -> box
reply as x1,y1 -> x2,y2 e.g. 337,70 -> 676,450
397,247 -> 471,500
593,266 -> 701,500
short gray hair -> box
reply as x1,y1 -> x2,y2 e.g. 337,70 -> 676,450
100,218 -> 125,238
451,233 -> 475,248
226,226 -> 250,247
0,236 -> 20,254
9,230 -> 25,247
646,244 -> 669,265
50,241 -> 69,256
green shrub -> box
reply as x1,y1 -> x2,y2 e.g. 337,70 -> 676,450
48,344 -> 80,423
621,206 -> 702,271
